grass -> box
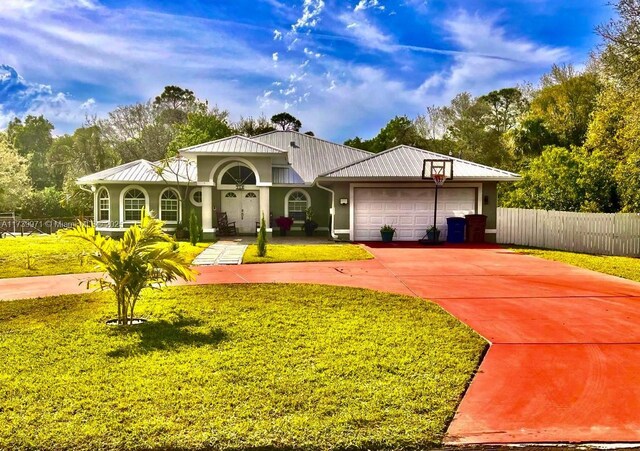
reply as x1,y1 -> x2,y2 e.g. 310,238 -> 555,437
510,246 -> 640,283
0,235 -> 208,279
0,284 -> 486,450
243,243 -> 374,264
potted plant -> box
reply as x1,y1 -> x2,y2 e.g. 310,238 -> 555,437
427,225 -> 440,242
302,207 -> 318,237
380,224 -> 396,242
275,216 -> 294,236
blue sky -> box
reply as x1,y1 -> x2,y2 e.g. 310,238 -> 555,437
0,0 -> 612,141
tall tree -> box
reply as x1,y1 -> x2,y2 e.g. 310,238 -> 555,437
153,85 -> 202,125
528,64 -> 601,147
235,115 -> 276,136
7,115 -> 55,189
597,0 -> 640,85
167,107 -> 234,155
0,134 -> 30,213
270,112 -> 302,131
345,116 -> 426,153
479,87 -> 528,134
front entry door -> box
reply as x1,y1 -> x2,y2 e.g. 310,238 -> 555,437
221,190 -> 260,234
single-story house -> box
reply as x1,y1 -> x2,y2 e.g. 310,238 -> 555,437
77,131 -> 520,242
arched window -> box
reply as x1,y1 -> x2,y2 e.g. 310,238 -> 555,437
285,189 -> 310,222
97,188 -> 110,222
160,189 -> 180,223
221,164 -> 256,188
123,188 -> 147,222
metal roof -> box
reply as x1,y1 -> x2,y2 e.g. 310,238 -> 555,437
77,157 -> 196,184
272,166 -> 306,185
320,145 -> 520,180
253,131 -> 372,183
181,135 -> 286,154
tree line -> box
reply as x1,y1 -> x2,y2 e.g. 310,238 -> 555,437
0,85 -> 306,217
0,0 -> 638,217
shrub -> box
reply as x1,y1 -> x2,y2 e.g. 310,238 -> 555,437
257,214 -> 267,257
188,209 -> 201,246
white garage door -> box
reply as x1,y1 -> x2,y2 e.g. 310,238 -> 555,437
354,187 -> 477,241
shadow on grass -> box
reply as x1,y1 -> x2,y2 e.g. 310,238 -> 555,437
107,317 -> 228,357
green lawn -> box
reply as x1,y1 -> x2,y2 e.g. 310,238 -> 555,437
510,246 -> 640,283
0,235 -> 208,279
0,284 -> 486,450
243,243 -> 374,264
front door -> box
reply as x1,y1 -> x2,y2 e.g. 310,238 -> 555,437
221,190 -> 260,234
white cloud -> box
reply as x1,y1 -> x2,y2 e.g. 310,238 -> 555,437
338,13 -> 395,52
273,29 -> 283,40
417,11 -> 569,101
272,52 -> 279,62
80,98 -> 96,110
0,64 -> 92,131
303,47 -> 321,58
291,0 -> 325,33
354,0 -> 385,12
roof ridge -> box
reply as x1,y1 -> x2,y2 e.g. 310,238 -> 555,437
395,145 -> 519,177
253,130 -> 373,156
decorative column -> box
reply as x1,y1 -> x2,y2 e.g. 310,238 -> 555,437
202,186 -> 214,232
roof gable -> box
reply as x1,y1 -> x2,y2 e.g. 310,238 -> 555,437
320,145 -> 520,180
181,135 -> 286,155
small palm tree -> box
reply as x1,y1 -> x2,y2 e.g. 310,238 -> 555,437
63,211 -> 196,326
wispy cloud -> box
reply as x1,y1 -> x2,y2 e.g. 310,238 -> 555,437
291,0 -> 325,33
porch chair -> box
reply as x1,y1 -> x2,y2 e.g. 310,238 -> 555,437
216,211 -> 237,236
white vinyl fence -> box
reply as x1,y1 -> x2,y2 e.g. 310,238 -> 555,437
497,208 -> 640,256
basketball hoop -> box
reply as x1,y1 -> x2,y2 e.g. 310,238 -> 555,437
432,173 -> 446,187
420,159 -> 454,244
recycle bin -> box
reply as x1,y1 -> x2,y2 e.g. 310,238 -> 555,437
446,217 -> 466,243
465,214 -> 487,243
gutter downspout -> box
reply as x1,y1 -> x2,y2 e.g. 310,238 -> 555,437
315,180 -> 339,240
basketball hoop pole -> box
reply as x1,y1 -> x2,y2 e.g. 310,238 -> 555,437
433,182 -> 439,238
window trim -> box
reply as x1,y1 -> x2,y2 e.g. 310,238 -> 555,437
189,188 -> 203,207
119,185 -> 150,225
284,188 -> 311,223
159,187 -> 182,224
216,162 -> 259,190
96,187 -> 110,224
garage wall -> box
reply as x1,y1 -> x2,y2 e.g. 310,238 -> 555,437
482,181 -> 497,243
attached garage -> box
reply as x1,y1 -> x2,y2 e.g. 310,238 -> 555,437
353,187 -> 477,241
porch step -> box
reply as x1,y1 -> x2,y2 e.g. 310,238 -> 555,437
192,242 -> 248,266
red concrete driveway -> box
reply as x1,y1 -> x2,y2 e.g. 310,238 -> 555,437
1,244 -> 640,444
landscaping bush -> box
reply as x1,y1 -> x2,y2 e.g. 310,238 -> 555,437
257,213 -> 267,257
20,187 -> 75,218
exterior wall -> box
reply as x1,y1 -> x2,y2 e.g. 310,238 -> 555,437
482,181 -> 497,243
269,186 -> 331,236
322,180 -> 500,242
93,183 -> 201,234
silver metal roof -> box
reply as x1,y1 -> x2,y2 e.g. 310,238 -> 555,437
181,135 -> 286,154
272,166 -> 306,185
253,131 -> 372,183
320,145 -> 520,180
77,157 -> 196,184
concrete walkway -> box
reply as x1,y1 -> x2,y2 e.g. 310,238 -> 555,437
191,241 -> 248,266
1,244 -> 640,444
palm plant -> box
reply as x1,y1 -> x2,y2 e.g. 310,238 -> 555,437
63,212 -> 196,326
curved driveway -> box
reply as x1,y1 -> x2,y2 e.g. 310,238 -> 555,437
2,244 -> 640,444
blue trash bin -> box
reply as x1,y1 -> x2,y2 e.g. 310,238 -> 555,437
446,217 -> 466,243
